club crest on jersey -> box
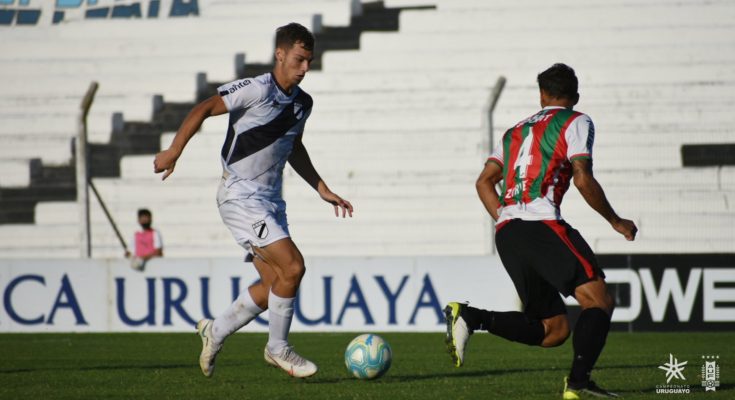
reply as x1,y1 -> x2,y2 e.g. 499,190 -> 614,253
294,102 -> 304,119
252,220 -> 269,239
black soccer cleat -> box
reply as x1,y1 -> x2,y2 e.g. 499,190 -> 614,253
563,377 -> 620,399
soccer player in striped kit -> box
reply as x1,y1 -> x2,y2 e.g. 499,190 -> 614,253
154,23 -> 353,379
444,64 -> 637,399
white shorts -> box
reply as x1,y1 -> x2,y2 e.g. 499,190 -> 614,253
217,179 -> 290,255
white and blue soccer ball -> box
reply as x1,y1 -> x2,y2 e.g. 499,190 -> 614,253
344,333 -> 392,379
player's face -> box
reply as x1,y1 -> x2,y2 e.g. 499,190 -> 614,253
277,42 -> 313,88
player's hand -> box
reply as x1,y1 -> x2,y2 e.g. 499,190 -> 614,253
153,148 -> 180,180
319,190 -> 353,218
611,218 -> 638,241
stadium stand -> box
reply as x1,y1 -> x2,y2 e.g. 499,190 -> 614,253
0,0 -> 734,258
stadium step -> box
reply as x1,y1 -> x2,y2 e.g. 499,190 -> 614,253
0,1 -> 436,226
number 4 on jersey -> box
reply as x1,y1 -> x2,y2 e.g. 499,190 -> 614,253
506,132 -> 534,200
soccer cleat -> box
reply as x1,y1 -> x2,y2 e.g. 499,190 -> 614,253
444,302 -> 472,367
264,345 -> 318,378
196,319 -> 222,377
563,376 -> 620,399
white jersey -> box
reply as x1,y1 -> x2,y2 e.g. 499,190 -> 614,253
218,72 -> 313,201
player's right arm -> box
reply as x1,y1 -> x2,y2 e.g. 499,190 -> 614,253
476,160 -> 504,221
154,95 -> 228,180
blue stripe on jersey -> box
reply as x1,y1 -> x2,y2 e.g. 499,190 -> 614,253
226,90 -> 313,166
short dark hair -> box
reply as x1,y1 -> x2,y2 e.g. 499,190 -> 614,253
537,63 -> 578,100
137,208 -> 152,218
275,22 -> 314,51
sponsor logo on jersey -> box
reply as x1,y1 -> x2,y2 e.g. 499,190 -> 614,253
226,79 -> 251,94
515,112 -> 554,128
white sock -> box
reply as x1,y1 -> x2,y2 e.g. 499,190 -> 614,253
267,290 -> 295,355
211,289 -> 264,344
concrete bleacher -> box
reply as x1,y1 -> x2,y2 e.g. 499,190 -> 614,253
1,0 -> 734,258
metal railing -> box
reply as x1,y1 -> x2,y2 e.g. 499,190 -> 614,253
487,76 -> 507,153
77,82 -> 128,258
77,82 -> 97,258
485,76 -> 507,254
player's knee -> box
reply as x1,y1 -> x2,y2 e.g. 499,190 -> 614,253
603,291 -> 615,314
541,316 -> 569,347
575,279 -> 615,314
542,331 -> 569,347
280,258 -> 305,285
579,289 -> 615,315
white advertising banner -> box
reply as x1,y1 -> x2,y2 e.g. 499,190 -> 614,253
0,256 -> 520,332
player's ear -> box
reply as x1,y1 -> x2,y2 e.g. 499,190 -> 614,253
571,93 -> 580,106
275,47 -> 285,64
539,89 -> 549,107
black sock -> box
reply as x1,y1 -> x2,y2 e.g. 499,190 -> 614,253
568,308 -> 611,386
464,307 -> 544,346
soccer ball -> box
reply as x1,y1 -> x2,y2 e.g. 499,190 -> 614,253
344,333 -> 392,379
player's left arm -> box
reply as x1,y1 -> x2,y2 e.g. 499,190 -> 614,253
571,159 -> 637,241
476,160 -> 504,221
566,114 -> 637,240
288,135 -> 353,218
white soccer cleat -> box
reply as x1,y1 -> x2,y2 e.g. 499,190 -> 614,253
264,345 -> 318,378
196,319 -> 222,377
444,302 -> 472,367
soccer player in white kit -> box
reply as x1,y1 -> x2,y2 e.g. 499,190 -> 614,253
153,23 -> 353,378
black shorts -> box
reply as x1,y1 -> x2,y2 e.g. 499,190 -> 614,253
495,219 -> 604,320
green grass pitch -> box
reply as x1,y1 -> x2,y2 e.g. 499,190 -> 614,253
1,332 -> 732,399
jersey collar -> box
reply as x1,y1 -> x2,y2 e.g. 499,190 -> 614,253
270,72 -> 299,98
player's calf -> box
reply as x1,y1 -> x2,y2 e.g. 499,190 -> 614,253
541,314 -> 570,347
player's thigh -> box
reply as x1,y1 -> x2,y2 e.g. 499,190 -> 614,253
253,256 -> 278,285
527,220 -> 603,298
495,223 -> 532,305
218,197 -> 291,253
252,237 -> 305,277
496,221 -> 567,320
